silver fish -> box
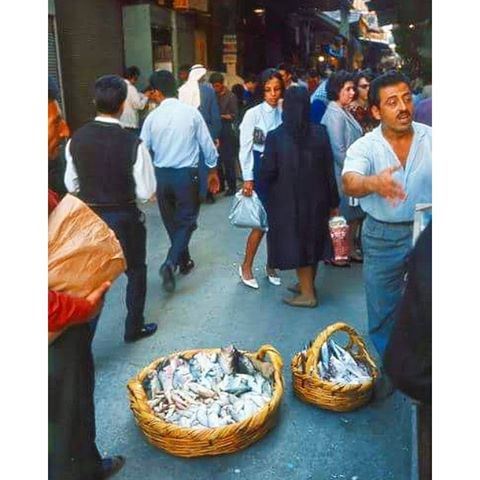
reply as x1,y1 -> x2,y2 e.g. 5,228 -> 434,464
218,374 -> 251,395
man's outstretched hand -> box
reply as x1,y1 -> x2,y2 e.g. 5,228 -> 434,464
375,166 -> 407,205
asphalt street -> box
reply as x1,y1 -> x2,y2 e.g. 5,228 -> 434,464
92,194 -> 414,480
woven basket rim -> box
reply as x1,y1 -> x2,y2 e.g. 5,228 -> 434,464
127,345 -> 284,440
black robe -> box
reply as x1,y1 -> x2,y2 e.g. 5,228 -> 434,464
260,123 -> 339,270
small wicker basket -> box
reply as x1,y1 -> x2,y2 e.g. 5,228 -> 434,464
291,322 -> 378,412
127,344 -> 284,457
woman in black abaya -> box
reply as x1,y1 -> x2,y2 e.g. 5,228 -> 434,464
260,87 -> 340,307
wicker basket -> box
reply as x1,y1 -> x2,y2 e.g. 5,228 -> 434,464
291,322 -> 378,412
127,344 -> 284,457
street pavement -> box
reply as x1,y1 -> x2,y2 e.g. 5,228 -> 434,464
93,194 -> 414,480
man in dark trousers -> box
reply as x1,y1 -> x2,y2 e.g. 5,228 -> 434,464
48,76 -> 125,479
210,72 -> 239,196
141,70 -> 220,293
65,75 -> 157,343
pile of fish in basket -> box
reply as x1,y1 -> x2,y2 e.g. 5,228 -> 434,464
144,345 -> 274,429
291,322 -> 379,412
127,344 -> 284,457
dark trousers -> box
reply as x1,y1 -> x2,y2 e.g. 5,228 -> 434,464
418,403 -> 432,480
49,324 -> 102,480
218,122 -> 237,192
91,206 -> 147,339
155,167 -> 200,268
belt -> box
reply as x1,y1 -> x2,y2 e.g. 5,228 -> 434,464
368,215 -> 413,226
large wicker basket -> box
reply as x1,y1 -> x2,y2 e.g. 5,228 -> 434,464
127,344 -> 284,457
291,322 -> 378,412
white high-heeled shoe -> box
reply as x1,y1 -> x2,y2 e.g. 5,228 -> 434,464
239,265 -> 259,289
265,267 -> 281,286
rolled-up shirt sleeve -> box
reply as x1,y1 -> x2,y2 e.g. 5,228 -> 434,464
238,109 -> 255,181
140,115 -> 152,151
133,142 -> 156,202
131,86 -> 148,110
64,139 -> 80,194
194,110 -> 218,168
343,138 -> 371,177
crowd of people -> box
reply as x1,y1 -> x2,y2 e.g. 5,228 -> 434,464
48,59 -> 432,479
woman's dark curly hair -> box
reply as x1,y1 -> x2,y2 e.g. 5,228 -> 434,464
326,70 -> 355,101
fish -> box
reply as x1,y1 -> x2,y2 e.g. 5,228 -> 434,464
218,374 -> 251,395
237,354 -> 256,375
219,345 -> 239,375
196,404 -> 209,427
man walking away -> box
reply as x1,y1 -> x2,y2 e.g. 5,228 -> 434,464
141,71 -> 220,293
120,66 -> 148,136
342,70 -> 432,395
179,64 -> 221,203
210,72 -> 239,196
65,75 -> 158,343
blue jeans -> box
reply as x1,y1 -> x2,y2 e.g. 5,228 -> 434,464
155,167 -> 200,268
362,215 -> 413,359
90,206 -> 147,339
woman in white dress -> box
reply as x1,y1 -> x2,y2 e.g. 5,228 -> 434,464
238,69 -> 285,289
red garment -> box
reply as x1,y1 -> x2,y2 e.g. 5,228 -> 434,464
48,190 -> 94,332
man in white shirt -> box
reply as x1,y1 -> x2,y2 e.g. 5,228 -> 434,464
342,71 -> 432,395
119,66 -> 148,135
65,74 -> 158,344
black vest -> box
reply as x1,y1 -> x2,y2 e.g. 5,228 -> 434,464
70,121 -> 139,206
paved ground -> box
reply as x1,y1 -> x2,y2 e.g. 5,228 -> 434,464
93,194 -> 413,480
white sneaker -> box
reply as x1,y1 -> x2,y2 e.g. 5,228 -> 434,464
265,267 -> 281,286
239,265 -> 259,289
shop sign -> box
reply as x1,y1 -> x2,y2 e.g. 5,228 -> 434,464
173,0 -> 208,12
223,34 -> 237,54
222,53 -> 237,64
223,35 -> 237,45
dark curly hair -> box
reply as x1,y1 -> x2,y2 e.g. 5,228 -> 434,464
368,70 -> 411,108
326,70 -> 355,101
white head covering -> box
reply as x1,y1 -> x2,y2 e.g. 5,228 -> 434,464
178,64 -> 207,109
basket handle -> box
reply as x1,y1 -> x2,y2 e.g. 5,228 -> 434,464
304,322 -> 372,375
255,344 -> 284,372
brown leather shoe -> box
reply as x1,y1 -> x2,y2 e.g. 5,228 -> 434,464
282,295 -> 318,308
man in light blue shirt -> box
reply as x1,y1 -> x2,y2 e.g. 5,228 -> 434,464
141,70 -> 219,292
342,71 -> 432,392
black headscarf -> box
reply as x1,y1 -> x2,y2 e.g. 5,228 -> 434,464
282,86 -> 310,143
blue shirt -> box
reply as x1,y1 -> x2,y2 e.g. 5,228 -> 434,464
342,122 -> 432,222
310,80 -> 328,104
140,98 -> 218,169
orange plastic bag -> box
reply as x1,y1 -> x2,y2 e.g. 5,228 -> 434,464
48,194 -> 126,299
